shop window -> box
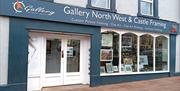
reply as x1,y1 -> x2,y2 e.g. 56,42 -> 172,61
138,0 -> 159,18
155,36 -> 168,71
100,30 -> 169,76
100,32 -> 119,74
139,34 -> 154,72
121,33 -> 137,73
87,0 -> 116,12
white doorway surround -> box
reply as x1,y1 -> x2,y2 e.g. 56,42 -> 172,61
28,31 -> 90,91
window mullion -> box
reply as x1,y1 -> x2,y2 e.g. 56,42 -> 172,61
119,33 -> 122,73
168,37 -> 170,72
137,35 -> 140,72
153,37 -> 156,72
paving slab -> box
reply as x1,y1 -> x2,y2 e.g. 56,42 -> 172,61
42,77 -> 180,91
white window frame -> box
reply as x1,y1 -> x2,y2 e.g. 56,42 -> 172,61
0,17 -> 9,85
91,0 -> 110,9
140,0 -> 154,16
100,28 -> 169,76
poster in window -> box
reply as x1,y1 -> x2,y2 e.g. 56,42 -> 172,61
100,49 -> 113,61
67,47 -> 73,57
101,34 -> 113,47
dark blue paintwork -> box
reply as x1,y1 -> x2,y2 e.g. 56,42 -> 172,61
169,35 -> 176,76
0,0 -> 179,91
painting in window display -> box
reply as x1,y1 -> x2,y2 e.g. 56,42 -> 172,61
124,65 -> 133,72
100,66 -> 106,73
113,66 -> 119,72
100,32 -> 119,74
155,36 -> 168,71
100,49 -> 113,61
101,33 -> 113,47
121,33 -> 137,73
140,34 -> 153,72
106,62 -> 114,73
139,55 -> 148,70
122,36 -> 132,48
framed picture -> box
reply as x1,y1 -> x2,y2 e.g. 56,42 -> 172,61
139,55 -> 148,65
122,36 -> 132,48
100,49 -> 113,61
113,66 -> 119,72
123,58 -> 133,65
100,66 -> 106,73
101,34 -> 113,47
106,63 -> 114,73
124,65 -> 132,72
121,64 -> 125,73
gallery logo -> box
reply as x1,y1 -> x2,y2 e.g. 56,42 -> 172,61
13,0 -> 25,13
12,0 -> 55,16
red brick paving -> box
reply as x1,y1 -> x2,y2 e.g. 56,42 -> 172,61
42,77 -> 180,91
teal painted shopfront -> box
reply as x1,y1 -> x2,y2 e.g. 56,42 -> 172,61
0,0 -> 179,91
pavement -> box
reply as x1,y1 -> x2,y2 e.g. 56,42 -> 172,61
42,76 -> 180,91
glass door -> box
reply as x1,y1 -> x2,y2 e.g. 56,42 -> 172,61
46,39 -> 61,74
45,39 -> 63,86
63,39 -> 81,85
44,37 -> 82,86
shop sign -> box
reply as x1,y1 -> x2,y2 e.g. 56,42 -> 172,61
0,0 -> 179,34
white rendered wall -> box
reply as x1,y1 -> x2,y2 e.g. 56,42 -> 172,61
0,16 -> 9,85
176,34 -> 180,72
54,0 -> 87,7
116,0 -> 138,16
159,0 -> 180,23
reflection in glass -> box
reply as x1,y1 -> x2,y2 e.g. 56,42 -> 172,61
155,36 -> 168,71
121,33 -> 137,73
67,40 -> 80,72
46,39 -> 61,73
141,1 -> 153,15
100,32 -> 119,74
91,0 -> 110,9
140,34 -> 153,72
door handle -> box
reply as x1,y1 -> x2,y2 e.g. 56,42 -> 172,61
61,50 -> 64,58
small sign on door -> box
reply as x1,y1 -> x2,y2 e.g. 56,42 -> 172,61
67,47 -> 73,57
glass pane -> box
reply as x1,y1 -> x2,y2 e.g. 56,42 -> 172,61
121,33 -> 137,73
140,34 -> 153,72
91,0 -> 110,9
155,36 -> 168,71
100,32 -> 119,74
141,1 -> 153,15
67,40 -> 80,72
46,39 -> 61,73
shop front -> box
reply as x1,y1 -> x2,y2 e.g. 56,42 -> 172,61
0,0 -> 179,91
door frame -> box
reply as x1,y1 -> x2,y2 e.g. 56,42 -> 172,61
27,32 -> 90,89
41,32 -> 90,87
